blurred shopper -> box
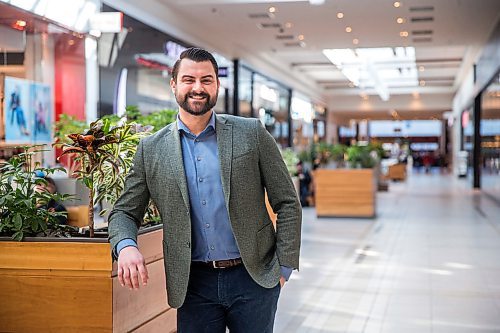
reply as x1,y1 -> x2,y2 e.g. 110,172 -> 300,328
109,48 -> 302,333
296,161 -> 312,207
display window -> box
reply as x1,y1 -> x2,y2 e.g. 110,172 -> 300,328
0,1 -> 96,165
480,72 -> 500,196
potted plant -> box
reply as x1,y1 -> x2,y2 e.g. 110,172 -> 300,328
314,143 -> 381,218
55,118 -> 153,237
0,111 -> 178,333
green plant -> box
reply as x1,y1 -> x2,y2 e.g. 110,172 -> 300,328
330,144 -> 347,163
281,148 -> 299,176
346,144 -> 379,168
55,119 -> 152,237
0,147 -> 73,241
125,106 -> 177,133
297,149 -> 313,164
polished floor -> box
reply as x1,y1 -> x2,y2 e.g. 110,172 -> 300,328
275,171 -> 500,333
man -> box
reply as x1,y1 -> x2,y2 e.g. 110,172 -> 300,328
108,47 -> 301,332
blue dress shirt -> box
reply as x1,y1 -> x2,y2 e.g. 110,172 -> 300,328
116,112 -> 292,280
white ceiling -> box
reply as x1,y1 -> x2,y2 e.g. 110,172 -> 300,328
126,0 -> 500,119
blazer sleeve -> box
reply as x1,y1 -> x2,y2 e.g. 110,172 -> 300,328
108,139 -> 151,259
256,120 -> 302,270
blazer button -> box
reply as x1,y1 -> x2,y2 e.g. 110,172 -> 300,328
186,241 -> 191,248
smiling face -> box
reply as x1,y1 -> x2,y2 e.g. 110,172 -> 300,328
170,59 -> 220,117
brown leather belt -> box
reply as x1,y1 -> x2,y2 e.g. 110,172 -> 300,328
192,258 -> 243,269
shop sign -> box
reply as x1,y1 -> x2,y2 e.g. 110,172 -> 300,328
218,67 -> 228,77
90,12 -> 123,33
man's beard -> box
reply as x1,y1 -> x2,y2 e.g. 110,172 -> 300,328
176,91 -> 218,116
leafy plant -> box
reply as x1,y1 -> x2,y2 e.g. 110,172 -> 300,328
55,119 -> 152,237
125,106 -> 177,133
0,147 -> 73,241
281,148 -> 300,176
346,144 -> 380,168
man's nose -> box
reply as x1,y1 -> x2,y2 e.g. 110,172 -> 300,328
192,80 -> 203,92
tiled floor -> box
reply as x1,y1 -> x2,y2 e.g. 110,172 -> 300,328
275,171 -> 500,333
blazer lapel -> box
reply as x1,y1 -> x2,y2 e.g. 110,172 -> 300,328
165,122 -> 190,211
216,115 -> 232,207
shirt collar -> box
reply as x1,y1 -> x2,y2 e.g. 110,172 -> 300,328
177,111 -> 216,136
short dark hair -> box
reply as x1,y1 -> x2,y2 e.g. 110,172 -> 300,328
171,47 -> 219,82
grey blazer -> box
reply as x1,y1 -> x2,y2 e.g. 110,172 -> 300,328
108,114 -> 302,308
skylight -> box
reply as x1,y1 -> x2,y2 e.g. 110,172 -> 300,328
322,47 -> 418,101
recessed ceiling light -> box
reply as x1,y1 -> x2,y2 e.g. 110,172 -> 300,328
285,22 -> 292,28
337,12 -> 344,19
353,38 -> 359,45
345,27 -> 352,33
68,40 -> 75,46
418,65 -> 425,71
419,80 -> 426,86
400,31 -> 409,37
16,20 -> 27,27
268,6 -> 276,13
394,2 -> 401,8
298,34 -> 305,40
397,17 -> 404,24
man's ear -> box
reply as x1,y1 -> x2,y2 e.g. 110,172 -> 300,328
170,78 -> 176,92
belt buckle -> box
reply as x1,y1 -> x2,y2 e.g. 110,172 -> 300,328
213,261 -> 224,269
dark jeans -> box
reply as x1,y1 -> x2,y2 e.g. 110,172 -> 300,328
177,263 -> 281,333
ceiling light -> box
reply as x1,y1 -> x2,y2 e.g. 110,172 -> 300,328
337,12 -> 344,19
268,6 -> 276,13
68,40 -> 75,45
285,22 -> 292,28
400,31 -> 409,37
419,80 -> 426,86
16,20 -> 27,27
353,38 -> 359,45
309,0 -> 325,5
394,2 -> 401,8
418,65 -> 425,71
397,17 -> 404,24
360,93 -> 369,100
298,34 -> 305,40
345,27 -> 352,33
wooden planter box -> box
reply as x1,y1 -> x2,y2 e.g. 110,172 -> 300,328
0,227 -> 176,333
388,163 -> 407,181
314,168 -> 376,218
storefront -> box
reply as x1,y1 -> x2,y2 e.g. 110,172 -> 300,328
0,0 -> 99,165
291,94 -> 326,151
236,63 -> 292,147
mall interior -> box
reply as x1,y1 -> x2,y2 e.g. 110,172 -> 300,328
0,0 -> 499,332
